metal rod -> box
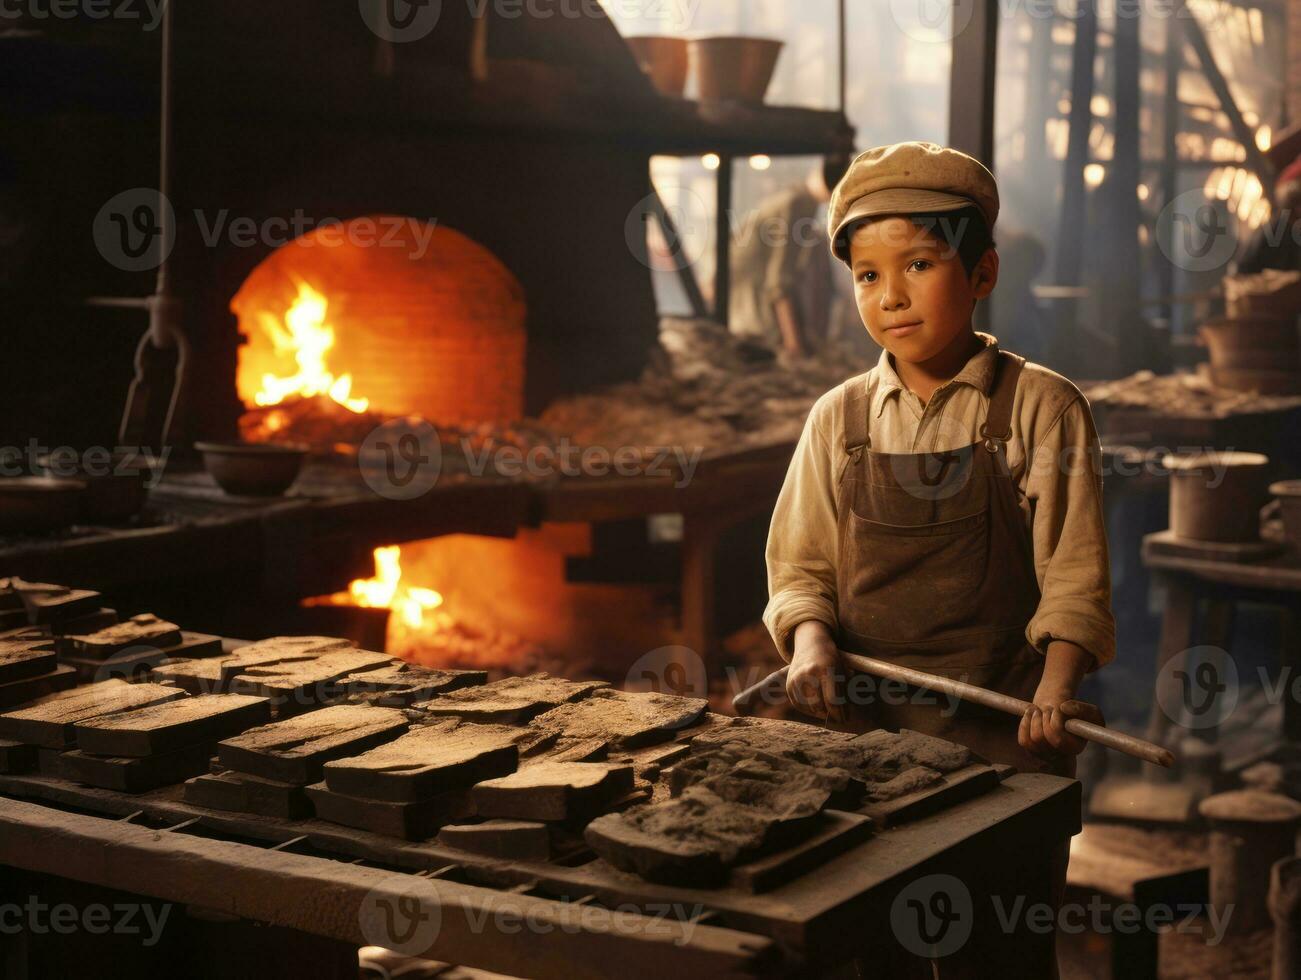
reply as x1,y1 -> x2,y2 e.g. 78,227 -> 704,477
732,652 -> 1175,768
837,0 -> 846,115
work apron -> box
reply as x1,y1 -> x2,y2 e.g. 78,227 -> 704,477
835,350 -> 1068,775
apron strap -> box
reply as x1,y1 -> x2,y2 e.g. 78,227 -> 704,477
840,375 -> 872,457
979,350 -> 1025,451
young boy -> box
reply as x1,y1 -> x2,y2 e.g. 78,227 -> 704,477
764,142 -> 1115,775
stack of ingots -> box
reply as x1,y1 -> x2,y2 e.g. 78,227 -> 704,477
0,678 -> 270,792
0,577 -> 228,689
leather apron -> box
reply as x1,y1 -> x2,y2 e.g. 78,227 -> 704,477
835,349 -> 1066,775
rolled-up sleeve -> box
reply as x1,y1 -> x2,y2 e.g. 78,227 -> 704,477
762,390 -> 842,661
1023,396 -> 1117,669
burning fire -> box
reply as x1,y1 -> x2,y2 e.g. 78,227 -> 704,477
339,545 -> 444,629
252,281 -> 369,414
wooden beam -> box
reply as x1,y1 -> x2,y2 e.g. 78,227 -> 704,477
948,0 -> 999,166
1178,0 -> 1276,195
714,155 -> 734,325
0,797 -> 781,979
1054,0 -> 1098,291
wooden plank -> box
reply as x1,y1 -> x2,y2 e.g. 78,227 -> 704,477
0,796 -> 783,980
218,636 -> 357,683
59,741 -> 216,793
530,690 -> 708,750
184,771 -> 250,813
73,694 -> 272,757
217,704 -> 409,784
228,649 -> 392,706
0,680 -> 186,748
0,739 -> 36,774
729,810 -> 874,893
338,663 -> 487,707
60,613 -> 182,659
0,642 -> 57,684
0,768 -> 1081,955
1144,529 -> 1285,563
14,581 -> 101,625
322,719 -> 519,803
66,633 -> 224,684
437,819 -> 551,862
306,782 -> 474,840
416,673 -> 608,724
856,763 -> 1002,828
472,762 -> 635,822
185,770 -> 314,820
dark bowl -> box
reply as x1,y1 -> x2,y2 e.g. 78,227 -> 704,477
35,450 -> 157,523
195,442 -> 308,497
0,477 -> 87,534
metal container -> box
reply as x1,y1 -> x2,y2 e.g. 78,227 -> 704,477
1269,480 -> 1301,551
0,477 -> 87,534
195,442 -> 307,497
688,36 -> 783,104
625,36 -> 689,98
1162,451 -> 1270,542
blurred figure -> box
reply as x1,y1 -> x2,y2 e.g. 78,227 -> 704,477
729,155 -> 851,357
992,229 -> 1049,363
1237,154 -> 1301,274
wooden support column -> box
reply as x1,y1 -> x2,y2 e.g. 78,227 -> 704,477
714,154 -> 734,325
1054,0 -> 1098,340
1158,9 -> 1182,328
949,0 -> 999,333
948,0 -> 999,167
1106,0 -> 1145,376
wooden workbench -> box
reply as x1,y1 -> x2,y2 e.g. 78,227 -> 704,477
1142,530 -> 1301,750
0,442 -> 796,668
0,770 -> 1079,978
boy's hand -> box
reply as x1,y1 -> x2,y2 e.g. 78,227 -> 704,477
786,622 -> 846,723
1018,689 -> 1104,759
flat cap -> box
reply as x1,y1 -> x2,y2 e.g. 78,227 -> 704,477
828,141 -> 999,263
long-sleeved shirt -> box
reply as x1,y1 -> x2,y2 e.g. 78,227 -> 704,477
763,330 -> 1116,669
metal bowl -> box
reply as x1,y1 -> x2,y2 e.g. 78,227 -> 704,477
195,442 -> 308,497
0,477 -> 87,534
688,36 -> 784,104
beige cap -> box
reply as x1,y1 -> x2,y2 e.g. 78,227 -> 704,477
828,141 -> 999,263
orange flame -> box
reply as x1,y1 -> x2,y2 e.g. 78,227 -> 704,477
253,281 -> 369,414
341,545 -> 444,629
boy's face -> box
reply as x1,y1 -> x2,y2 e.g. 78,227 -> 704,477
848,216 -> 998,363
